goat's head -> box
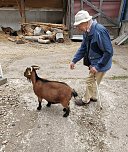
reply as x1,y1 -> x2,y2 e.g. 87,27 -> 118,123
24,65 -> 40,82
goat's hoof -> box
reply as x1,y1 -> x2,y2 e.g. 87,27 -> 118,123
37,106 -> 42,110
63,113 -> 69,117
46,103 -> 51,107
63,108 -> 66,112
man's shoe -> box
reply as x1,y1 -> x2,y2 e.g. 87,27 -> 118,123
90,98 -> 97,102
75,99 -> 89,106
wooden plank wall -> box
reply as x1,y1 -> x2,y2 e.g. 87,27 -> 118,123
0,0 -> 16,7
0,0 -> 63,9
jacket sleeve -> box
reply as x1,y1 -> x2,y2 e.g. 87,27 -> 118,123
72,34 -> 87,64
95,28 -> 113,71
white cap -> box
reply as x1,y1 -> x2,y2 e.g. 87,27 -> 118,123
74,10 -> 92,26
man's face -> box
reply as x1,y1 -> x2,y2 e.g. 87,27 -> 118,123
76,22 -> 88,32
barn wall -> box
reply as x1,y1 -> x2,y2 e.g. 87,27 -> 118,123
0,8 -> 63,31
0,9 -> 21,30
68,0 -> 124,39
0,0 -> 64,31
74,0 -> 122,24
0,0 -> 63,8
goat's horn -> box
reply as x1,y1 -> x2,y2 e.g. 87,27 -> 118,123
31,65 -> 40,70
30,67 -> 33,72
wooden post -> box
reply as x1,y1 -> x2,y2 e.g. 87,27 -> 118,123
21,0 -> 26,23
66,0 -> 71,31
16,0 -> 22,17
117,0 -> 125,23
63,0 -> 68,25
80,0 -> 83,10
98,0 -> 103,22
70,0 -> 75,38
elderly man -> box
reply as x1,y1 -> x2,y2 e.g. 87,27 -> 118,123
70,10 -> 113,106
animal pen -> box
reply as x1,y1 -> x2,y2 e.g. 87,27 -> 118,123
0,0 -> 127,41
0,0 -> 66,30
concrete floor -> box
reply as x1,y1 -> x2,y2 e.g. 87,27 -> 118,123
0,32 -> 128,152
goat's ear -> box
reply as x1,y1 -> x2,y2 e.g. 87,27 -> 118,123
31,65 -> 40,70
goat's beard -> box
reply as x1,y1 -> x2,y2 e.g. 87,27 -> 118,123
27,78 -> 31,83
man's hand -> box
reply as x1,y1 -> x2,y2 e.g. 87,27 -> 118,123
89,66 -> 98,74
70,62 -> 75,70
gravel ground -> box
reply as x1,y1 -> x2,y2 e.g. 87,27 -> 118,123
0,32 -> 128,152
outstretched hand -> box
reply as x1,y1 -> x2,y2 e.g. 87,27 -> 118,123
89,66 -> 98,74
70,62 -> 75,70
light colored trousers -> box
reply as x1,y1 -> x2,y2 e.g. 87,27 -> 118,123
82,72 -> 106,103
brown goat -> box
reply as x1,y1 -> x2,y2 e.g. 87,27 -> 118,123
24,65 -> 78,117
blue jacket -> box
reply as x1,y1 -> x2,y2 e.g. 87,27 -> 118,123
72,21 -> 113,72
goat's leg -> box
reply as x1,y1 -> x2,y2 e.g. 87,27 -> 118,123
63,108 -> 66,112
46,102 -> 51,107
37,98 -> 42,110
62,102 -> 70,117
63,107 -> 70,117
63,103 -> 69,112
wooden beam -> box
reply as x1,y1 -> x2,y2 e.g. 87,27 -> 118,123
117,0 -> 124,23
93,13 -> 100,19
83,0 -> 119,26
117,34 -> 128,45
98,0 -> 103,22
66,0 -> 71,29
112,33 -> 128,45
16,0 -> 22,17
70,0 -> 75,38
80,0 -> 83,10
63,0 -> 68,25
21,0 -> 26,23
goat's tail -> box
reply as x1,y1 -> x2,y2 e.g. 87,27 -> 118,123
72,89 -> 78,98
